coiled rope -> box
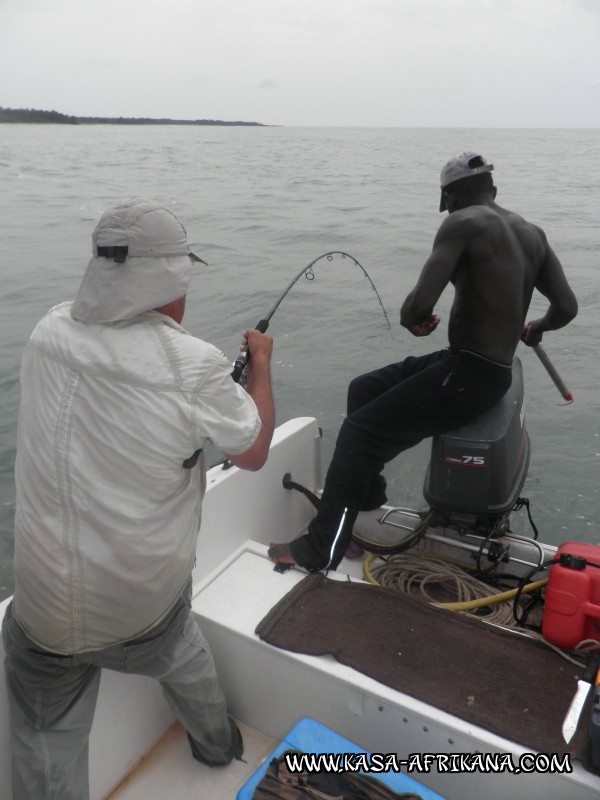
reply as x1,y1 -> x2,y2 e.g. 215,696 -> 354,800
364,551 -> 537,626
362,551 -> 585,667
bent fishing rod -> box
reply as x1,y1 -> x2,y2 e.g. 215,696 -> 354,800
231,252 -> 574,405
231,251 -> 391,383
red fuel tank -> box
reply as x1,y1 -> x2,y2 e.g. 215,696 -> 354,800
542,542 -> 600,649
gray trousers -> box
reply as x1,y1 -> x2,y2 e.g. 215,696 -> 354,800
2,580 -> 238,800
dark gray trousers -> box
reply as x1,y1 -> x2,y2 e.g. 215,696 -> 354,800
2,580 -> 236,799
289,348 -> 513,571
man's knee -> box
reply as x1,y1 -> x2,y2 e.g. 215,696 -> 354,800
346,371 -> 376,411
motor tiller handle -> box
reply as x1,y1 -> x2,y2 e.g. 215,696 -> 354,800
533,344 -> 573,403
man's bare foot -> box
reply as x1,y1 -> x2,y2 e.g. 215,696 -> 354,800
268,542 -> 297,565
344,541 -> 364,559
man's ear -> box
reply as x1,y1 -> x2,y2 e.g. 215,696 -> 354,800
492,186 -> 498,199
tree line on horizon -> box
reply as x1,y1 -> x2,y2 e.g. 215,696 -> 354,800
0,107 -> 266,126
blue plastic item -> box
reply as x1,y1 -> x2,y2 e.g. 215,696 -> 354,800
237,717 -> 447,799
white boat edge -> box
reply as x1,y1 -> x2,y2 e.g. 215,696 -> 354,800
0,416 -> 598,800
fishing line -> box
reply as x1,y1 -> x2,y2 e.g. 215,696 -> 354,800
232,251 -> 391,382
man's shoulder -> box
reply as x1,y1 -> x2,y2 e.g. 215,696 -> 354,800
147,320 -> 230,387
33,301 -> 73,326
443,203 -> 541,238
150,316 -> 222,359
437,205 -> 494,239
29,301 -> 81,344
29,307 -> 227,389
451,204 -> 501,224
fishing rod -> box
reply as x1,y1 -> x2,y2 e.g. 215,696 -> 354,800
231,251 -> 391,383
533,344 -> 573,404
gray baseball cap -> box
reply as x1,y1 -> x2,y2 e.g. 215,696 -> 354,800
439,152 -> 494,211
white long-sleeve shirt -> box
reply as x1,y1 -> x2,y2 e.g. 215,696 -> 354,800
13,302 -> 260,653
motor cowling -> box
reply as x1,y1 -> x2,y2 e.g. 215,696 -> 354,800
423,357 -> 530,528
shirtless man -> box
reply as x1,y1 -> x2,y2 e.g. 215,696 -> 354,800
269,152 -> 578,572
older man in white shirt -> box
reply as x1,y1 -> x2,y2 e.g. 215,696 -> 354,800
2,199 -> 275,799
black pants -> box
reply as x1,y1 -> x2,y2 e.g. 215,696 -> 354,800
290,348 -> 513,571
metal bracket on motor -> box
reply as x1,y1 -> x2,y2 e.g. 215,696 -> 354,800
378,506 -> 427,532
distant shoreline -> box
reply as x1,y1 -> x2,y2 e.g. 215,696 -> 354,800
0,107 -> 271,126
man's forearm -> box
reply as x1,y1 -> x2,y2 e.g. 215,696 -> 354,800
246,359 -> 275,442
400,295 -> 430,329
523,299 -> 578,346
229,358 -> 275,471
537,299 -> 578,333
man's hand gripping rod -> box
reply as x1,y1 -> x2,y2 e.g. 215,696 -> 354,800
231,318 -> 269,383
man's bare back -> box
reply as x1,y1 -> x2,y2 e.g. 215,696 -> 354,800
447,204 -> 548,363
401,176 -> 577,364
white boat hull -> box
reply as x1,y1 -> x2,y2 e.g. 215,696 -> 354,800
0,417 -> 598,799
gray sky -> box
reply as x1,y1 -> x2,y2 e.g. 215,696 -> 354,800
1,0 -> 599,127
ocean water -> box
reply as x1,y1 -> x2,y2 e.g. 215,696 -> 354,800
1,124 -> 599,599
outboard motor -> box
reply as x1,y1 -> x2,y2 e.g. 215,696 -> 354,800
293,358 -> 531,555
423,357 -> 530,534
423,358 -> 530,529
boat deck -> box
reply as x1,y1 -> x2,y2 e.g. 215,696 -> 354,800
103,545 -> 366,800
105,719 -> 275,799
100,540 -> 600,800
6,418 -> 598,800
